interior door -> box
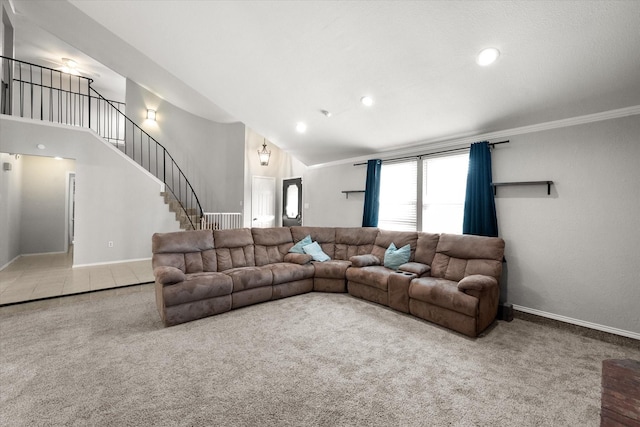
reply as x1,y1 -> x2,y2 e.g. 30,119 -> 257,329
251,176 -> 276,228
282,177 -> 302,227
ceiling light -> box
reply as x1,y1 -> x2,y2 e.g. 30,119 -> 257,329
296,122 -> 307,133
62,58 -> 78,69
37,144 -> 46,150
361,96 -> 374,107
257,139 -> 271,166
477,48 -> 500,66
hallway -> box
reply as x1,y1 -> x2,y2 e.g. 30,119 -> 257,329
0,248 -> 153,305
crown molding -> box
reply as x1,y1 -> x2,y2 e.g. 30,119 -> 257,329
309,105 -> 640,169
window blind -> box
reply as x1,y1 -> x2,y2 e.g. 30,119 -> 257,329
378,160 -> 418,231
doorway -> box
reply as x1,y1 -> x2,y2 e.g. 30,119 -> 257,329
251,176 -> 275,228
65,172 -> 76,251
282,177 -> 302,227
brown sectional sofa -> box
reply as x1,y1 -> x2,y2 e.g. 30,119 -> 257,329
152,226 -> 505,337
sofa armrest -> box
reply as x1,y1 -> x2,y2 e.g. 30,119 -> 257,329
153,266 -> 186,285
398,262 -> 431,276
349,254 -> 381,267
458,274 -> 498,292
284,252 -> 313,265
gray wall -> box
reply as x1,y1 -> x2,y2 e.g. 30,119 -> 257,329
303,162 -> 367,228
491,115 -> 640,336
0,116 -> 181,266
19,155 -> 75,255
125,79 -> 245,213
301,114 -> 640,337
0,152 -> 22,268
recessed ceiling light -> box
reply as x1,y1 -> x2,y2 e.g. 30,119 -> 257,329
62,58 -> 78,69
477,47 -> 500,66
37,144 -> 46,150
361,96 -> 374,107
296,122 -> 307,133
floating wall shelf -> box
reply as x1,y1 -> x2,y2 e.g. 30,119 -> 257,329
492,181 -> 554,195
341,190 -> 365,199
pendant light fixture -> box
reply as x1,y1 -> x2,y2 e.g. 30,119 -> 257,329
258,139 -> 271,166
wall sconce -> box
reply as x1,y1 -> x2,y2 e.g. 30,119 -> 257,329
146,109 -> 157,121
257,139 -> 271,166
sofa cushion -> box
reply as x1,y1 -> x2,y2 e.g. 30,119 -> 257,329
303,241 -> 331,262
290,227 -> 336,259
289,234 -> 312,254
268,263 -> 315,285
313,259 -> 352,279
162,272 -> 233,307
252,227 -> 295,266
152,230 -> 217,273
383,243 -> 411,270
414,232 -> 440,266
334,227 -> 378,260
152,230 -> 213,254
409,277 -> 478,317
346,265 -> 394,291
214,228 -> 256,271
224,266 -> 273,292
430,233 -> 504,282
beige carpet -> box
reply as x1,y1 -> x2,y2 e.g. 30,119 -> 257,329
1,286 -> 638,427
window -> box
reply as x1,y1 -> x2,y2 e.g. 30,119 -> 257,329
377,153 -> 469,233
378,160 -> 417,231
422,153 -> 469,234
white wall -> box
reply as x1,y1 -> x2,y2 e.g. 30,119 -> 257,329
243,128 -> 307,227
0,116 -> 181,266
0,152 -> 22,268
19,155 -> 75,254
125,79 -> 245,213
302,113 -> 640,336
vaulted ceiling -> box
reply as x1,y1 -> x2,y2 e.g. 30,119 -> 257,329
10,0 -> 640,166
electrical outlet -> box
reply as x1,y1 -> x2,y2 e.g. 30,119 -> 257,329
108,241 -> 114,248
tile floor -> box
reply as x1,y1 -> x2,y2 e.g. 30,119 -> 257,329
0,248 -> 154,305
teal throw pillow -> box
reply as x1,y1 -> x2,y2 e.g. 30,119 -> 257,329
289,235 -> 312,254
384,242 -> 411,270
302,241 -> 331,262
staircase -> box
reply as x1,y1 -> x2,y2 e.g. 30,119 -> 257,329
162,191 -> 201,230
1,55 -> 203,231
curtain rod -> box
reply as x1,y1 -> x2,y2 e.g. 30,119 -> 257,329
353,140 -> 509,166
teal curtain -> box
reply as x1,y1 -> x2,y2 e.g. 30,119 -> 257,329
463,142 -> 498,237
362,159 -> 382,227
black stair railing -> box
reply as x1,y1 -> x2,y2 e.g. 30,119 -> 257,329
0,55 -> 203,229
89,88 -> 203,228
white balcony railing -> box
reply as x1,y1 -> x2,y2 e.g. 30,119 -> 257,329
201,213 -> 243,230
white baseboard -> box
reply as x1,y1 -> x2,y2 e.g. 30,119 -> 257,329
512,304 -> 640,341
73,257 -> 151,268
0,255 -> 21,271
22,250 -> 68,256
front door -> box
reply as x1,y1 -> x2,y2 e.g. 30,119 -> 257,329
282,177 -> 302,227
251,176 -> 276,228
